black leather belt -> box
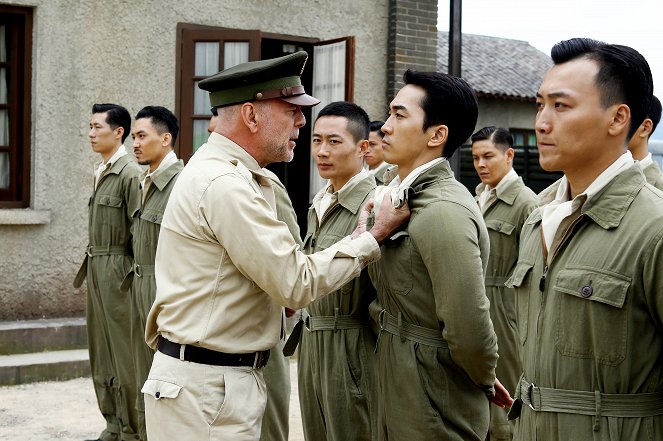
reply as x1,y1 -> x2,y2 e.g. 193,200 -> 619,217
157,336 -> 269,368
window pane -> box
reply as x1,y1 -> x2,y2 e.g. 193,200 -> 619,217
195,42 -> 220,77
0,25 -> 6,63
513,133 -> 524,146
193,80 -> 211,115
0,109 -> 8,145
223,42 -> 249,69
192,120 -> 210,153
528,132 -> 537,146
0,68 -> 7,104
0,151 -> 9,189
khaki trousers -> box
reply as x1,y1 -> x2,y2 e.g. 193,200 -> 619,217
143,351 -> 267,441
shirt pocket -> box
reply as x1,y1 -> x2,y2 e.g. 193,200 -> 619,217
505,261 -> 535,345
140,209 -> 164,226
141,379 -> 182,402
552,267 -> 630,366
381,230 -> 413,296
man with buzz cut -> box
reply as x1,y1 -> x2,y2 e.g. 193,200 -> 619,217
507,38 -> 663,441
471,126 -> 538,441
142,51 -> 410,441
627,95 -> 663,190
74,103 -> 142,441
121,105 -> 184,441
368,70 -> 511,441
291,101 -> 378,441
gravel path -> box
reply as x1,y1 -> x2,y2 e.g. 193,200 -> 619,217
0,360 -> 304,441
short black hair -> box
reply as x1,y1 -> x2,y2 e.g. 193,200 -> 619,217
471,126 -> 514,152
402,69 -> 478,157
315,101 -> 370,143
648,95 -> 662,135
211,107 -> 219,117
135,106 -> 180,147
550,38 -> 654,140
369,120 -> 385,138
92,103 -> 131,143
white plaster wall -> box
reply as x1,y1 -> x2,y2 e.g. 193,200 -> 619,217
0,0 -> 389,320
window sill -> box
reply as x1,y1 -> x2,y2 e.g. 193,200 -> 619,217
0,209 -> 51,225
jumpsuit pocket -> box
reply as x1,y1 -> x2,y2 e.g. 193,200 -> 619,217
485,219 -> 516,236
505,261 -> 535,345
381,230 -> 413,296
553,267 -> 630,366
140,209 -> 163,226
141,379 -> 182,402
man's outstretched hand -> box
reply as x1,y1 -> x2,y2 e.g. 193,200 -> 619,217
352,191 -> 410,245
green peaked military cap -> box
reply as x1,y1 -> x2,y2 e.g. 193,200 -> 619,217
199,51 -> 320,108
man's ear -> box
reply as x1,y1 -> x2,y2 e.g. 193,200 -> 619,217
240,102 -> 259,133
428,124 -> 448,149
162,132 -> 172,147
640,118 -> 654,138
608,103 -> 630,137
505,147 -> 515,165
115,126 -> 124,141
358,139 -> 369,157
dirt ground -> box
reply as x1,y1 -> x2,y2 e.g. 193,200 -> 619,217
0,361 -> 304,441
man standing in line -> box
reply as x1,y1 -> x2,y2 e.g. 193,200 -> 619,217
367,70 -> 510,441
627,95 -> 663,189
471,126 -> 538,440
507,38 -> 663,440
365,120 -> 391,185
295,101 -> 378,441
74,103 -> 142,441
142,52 -> 409,441
121,106 -> 184,441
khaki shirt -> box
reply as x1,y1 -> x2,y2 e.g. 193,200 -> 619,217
507,165 -> 663,440
145,133 -> 380,353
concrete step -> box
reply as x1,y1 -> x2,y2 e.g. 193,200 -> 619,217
0,317 -> 87,355
0,349 -> 90,386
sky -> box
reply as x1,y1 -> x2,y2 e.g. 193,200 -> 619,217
438,0 -> 663,139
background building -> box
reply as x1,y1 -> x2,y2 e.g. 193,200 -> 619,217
0,0 -> 438,320
438,31 -> 561,193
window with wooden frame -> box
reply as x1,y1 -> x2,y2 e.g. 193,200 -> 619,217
175,24 -> 354,235
0,6 -> 32,208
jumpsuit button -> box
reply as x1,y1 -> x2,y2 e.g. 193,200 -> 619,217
580,285 -> 593,298
152,215 -> 157,222
155,391 -> 161,399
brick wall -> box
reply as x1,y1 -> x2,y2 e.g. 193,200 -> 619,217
387,0 -> 439,99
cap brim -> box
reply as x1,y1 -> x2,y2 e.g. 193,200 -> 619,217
280,93 -> 321,107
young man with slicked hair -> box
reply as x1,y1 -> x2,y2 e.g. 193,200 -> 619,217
293,101 -> 379,441
471,126 -> 537,441
368,70 -> 511,441
627,95 -> 663,189
75,103 -> 142,441
508,38 -> 663,441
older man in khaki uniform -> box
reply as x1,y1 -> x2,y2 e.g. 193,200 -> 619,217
507,38 -> 663,441
141,52 -> 409,441
368,70 -> 511,441
293,101 -> 378,441
207,109 -> 297,441
471,126 -> 538,440
74,103 -> 142,441
627,95 -> 663,190
120,106 -> 183,441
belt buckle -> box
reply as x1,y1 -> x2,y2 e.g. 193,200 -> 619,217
304,315 -> 311,331
378,309 -> 386,331
253,350 -> 269,369
526,382 -> 537,410
86,244 -> 93,257
134,263 -> 142,278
